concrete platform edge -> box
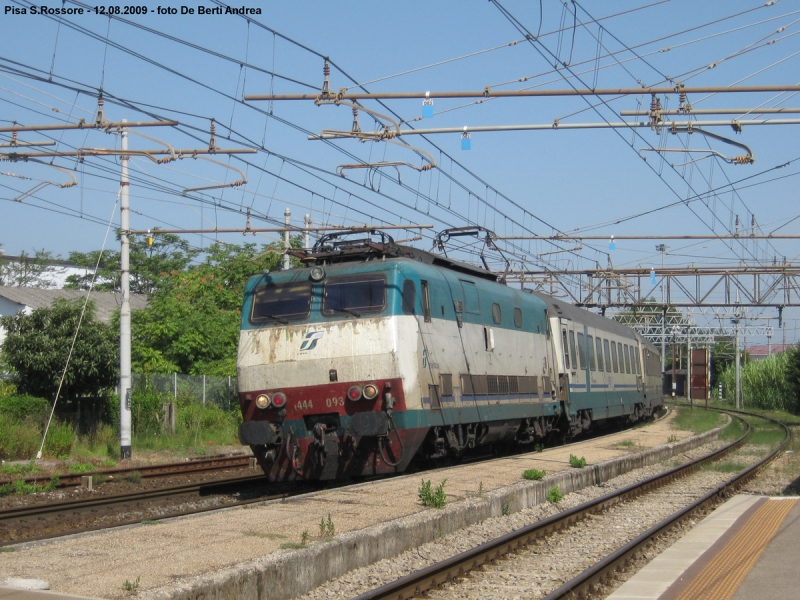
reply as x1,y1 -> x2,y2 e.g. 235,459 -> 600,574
141,425 -> 724,600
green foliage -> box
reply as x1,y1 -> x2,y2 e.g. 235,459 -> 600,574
546,485 -> 563,503
0,415 -> 40,460
718,352 -> 797,412
0,394 -> 50,423
703,461 -> 747,473
522,468 -> 547,480
0,461 -> 40,476
121,576 -> 140,593
0,475 -> 59,496
126,471 -> 143,484
0,248 -> 59,288
68,462 -> 94,473
418,478 -> 448,508
502,502 -> 511,516
0,299 -> 119,400
534,443 -> 544,453
66,232 -> 198,294
569,454 -> 587,468
672,407 -> 724,433
130,241 -> 288,376
319,513 -> 335,540
44,421 -> 76,458
0,378 -> 17,398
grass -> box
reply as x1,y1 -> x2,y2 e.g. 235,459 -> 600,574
703,461 -> 748,473
719,418 -> 747,441
0,475 -> 59,497
747,425 -> 786,447
522,468 -> 546,480
125,471 -> 143,484
614,439 -> 639,448
502,502 -> 511,516
140,520 -> 159,525
243,531 -> 287,540
569,454 -> 587,468
0,461 -> 41,476
68,462 -> 95,473
671,406 -> 726,434
546,485 -> 563,503
280,542 -> 307,550
0,547 -> 15,552
122,577 -> 140,593
418,479 -> 447,508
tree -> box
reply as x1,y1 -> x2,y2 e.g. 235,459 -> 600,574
65,231 -> 198,294
0,299 -> 119,400
0,248 -> 60,288
130,240 -> 292,376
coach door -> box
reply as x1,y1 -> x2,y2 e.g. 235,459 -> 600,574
559,319 -> 584,405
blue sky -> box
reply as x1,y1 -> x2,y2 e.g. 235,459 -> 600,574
1,0 -> 798,343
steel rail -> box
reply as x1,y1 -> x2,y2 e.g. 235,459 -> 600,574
543,407 -> 790,600
0,453 -> 256,489
354,410 -> 752,600
0,472 -> 282,546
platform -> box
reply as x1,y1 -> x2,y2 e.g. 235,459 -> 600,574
608,494 -> 800,600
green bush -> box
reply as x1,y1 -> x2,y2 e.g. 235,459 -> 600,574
0,395 -> 51,423
44,421 -> 76,458
418,479 -> 447,508
718,352 -> 797,413
523,469 -> 547,480
546,485 -> 563,503
569,454 -> 587,468
0,415 -> 40,460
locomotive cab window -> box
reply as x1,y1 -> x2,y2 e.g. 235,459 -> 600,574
562,329 -> 570,369
250,282 -> 312,324
514,307 -> 522,328
461,280 -> 480,314
322,275 -> 386,317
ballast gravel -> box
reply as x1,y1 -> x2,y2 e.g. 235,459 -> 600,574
297,440 -> 736,600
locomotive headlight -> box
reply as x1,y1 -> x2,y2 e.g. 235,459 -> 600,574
255,394 -> 271,409
347,385 -> 363,401
310,266 -> 326,282
362,383 -> 379,400
271,392 -> 287,408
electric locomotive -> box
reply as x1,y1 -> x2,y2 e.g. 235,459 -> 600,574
236,231 -> 662,481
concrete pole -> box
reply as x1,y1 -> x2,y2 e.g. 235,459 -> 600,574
119,120 -> 132,460
687,326 -> 692,406
661,306 -> 666,394
283,207 -> 291,270
734,317 -> 741,410
304,213 -> 311,250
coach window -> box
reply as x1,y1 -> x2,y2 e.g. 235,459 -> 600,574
623,345 -> 632,374
587,335 -> 597,371
322,275 -> 386,317
514,307 -> 522,328
492,303 -> 502,325
595,337 -> 604,371
421,280 -> 431,323
568,331 -> 578,369
402,280 -> 416,315
251,282 -> 311,325
561,329 -> 570,369
576,332 -> 587,370
603,339 -> 611,373
611,341 -> 619,373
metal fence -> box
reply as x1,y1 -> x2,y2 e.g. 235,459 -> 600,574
132,373 -> 238,411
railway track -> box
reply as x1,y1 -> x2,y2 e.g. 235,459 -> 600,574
0,409 -> 675,549
0,452 -> 254,489
352,408 -> 788,600
0,471 -> 305,546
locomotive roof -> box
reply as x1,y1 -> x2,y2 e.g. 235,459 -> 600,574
291,236 -> 500,282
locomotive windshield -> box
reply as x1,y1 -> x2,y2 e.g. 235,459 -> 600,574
251,282 -> 312,324
322,275 -> 386,317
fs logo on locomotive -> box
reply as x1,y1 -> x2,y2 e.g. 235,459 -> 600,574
300,331 -> 325,351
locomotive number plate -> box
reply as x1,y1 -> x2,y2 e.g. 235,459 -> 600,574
326,397 -> 345,408
295,399 -> 314,411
